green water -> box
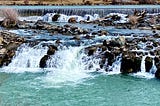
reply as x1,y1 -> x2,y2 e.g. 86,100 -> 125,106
0,72 -> 160,106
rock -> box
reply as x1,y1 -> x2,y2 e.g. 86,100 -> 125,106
0,31 -> 25,67
85,46 -> 97,56
0,37 -> 3,44
109,36 -> 126,47
145,56 -> 153,72
98,30 -> 108,36
39,55 -> 50,68
68,17 -> 77,23
121,52 -> 141,74
104,51 -> 115,66
6,42 -> 21,51
52,14 -> 60,21
72,35 -> 81,40
154,24 -> 160,30
111,15 -> 121,21
47,45 -> 58,55
0,48 -> 7,54
1,18 -> 17,28
155,63 -> 160,79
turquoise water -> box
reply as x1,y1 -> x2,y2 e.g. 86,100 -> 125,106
0,5 -> 160,106
0,72 -> 160,106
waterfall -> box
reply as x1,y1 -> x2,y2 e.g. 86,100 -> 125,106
42,46 -> 100,84
17,6 -> 160,17
106,54 -> 122,75
1,43 -> 101,84
140,55 -> 147,73
133,55 -> 155,79
2,43 -> 48,73
150,57 -> 157,74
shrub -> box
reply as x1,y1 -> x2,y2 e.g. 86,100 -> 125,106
1,8 -> 19,22
1,8 -> 19,27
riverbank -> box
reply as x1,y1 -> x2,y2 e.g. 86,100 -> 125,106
0,0 -> 160,6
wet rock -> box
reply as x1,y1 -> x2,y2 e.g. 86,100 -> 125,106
0,48 -> 7,54
1,18 -> 17,28
0,31 -> 25,67
104,51 -> 115,66
68,17 -> 77,23
98,30 -> 108,36
111,15 -> 121,21
35,20 -> 49,29
109,36 -> 126,47
145,56 -> 153,72
39,55 -> 50,68
155,62 -> 160,79
153,24 -> 160,30
52,14 -> 60,21
85,46 -> 97,56
47,45 -> 58,55
121,52 -> 141,74
6,42 -> 21,51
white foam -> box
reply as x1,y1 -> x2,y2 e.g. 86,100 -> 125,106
42,13 -> 100,23
19,16 -> 43,22
41,46 -> 100,85
2,43 -> 48,73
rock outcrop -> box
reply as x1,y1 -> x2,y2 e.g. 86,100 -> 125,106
0,31 -> 25,66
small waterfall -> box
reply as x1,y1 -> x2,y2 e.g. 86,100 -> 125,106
150,57 -> 157,74
140,55 -> 147,73
107,54 -> 122,75
41,46 -> 100,84
17,6 -> 160,17
2,43 -> 48,73
133,55 -> 155,79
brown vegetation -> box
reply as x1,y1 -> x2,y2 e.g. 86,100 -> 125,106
1,8 -> 19,27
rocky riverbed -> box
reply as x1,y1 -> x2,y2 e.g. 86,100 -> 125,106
0,9 -> 160,79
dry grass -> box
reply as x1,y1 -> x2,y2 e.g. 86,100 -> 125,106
1,8 -> 19,21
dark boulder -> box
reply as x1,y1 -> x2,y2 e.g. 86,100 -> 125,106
155,63 -> 160,79
52,14 -> 60,21
47,45 -> 57,55
145,56 -> 153,72
87,47 -> 97,56
39,55 -> 50,68
121,52 -> 141,74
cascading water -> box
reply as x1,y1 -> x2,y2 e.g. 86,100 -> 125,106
2,43 -> 48,73
133,55 -> 155,79
106,54 -> 122,75
141,55 -> 147,73
150,57 -> 157,74
41,46 -> 101,85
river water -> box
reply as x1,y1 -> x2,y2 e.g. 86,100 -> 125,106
0,5 -> 160,106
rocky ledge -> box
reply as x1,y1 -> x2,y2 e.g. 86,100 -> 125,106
0,31 -> 25,66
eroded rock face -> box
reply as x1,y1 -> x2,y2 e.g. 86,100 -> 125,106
0,31 -> 25,67
145,56 -> 153,72
121,52 -> 141,74
155,57 -> 160,78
